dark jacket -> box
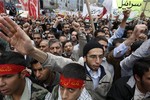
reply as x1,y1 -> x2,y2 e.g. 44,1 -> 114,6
107,76 -> 135,100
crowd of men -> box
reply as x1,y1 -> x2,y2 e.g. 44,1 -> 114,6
0,8 -> 150,100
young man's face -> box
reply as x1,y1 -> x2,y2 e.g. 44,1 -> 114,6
47,34 -> 55,41
71,31 -> 77,42
62,24 -> 70,33
137,70 -> 150,93
60,85 -> 83,100
98,40 -> 108,52
0,74 -> 23,95
63,42 -> 73,55
33,34 -> 42,46
32,62 -> 50,81
84,48 -> 103,71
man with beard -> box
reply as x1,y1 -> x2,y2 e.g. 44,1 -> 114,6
48,39 -> 63,56
107,59 -> 150,100
62,40 -> 74,59
32,32 -> 43,48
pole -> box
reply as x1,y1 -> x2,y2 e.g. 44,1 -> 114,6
85,0 -> 95,34
143,0 -> 148,13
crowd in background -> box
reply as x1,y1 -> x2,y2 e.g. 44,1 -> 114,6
0,8 -> 150,100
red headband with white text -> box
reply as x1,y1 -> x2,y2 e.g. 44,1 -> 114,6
59,75 -> 84,89
0,64 -> 25,75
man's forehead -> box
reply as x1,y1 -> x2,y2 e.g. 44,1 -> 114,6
0,73 -> 17,77
60,84 -> 79,90
50,42 -> 61,47
88,48 -> 103,54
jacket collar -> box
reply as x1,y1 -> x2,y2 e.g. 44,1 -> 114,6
84,63 -> 106,80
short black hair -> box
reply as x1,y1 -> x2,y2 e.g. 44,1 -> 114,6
112,38 -> 124,47
94,29 -> 105,37
62,63 -> 86,80
62,40 -> 73,48
0,51 -> 27,67
30,59 -> 38,66
133,59 -> 150,79
94,36 -> 108,43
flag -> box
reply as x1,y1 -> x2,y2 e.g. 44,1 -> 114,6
98,0 -> 118,18
18,0 -> 29,11
99,7 -> 107,18
28,0 -> 40,19
0,0 -> 5,13
18,0 -> 39,19
98,0 -> 113,14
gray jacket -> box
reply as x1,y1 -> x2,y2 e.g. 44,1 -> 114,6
120,39 -> 150,77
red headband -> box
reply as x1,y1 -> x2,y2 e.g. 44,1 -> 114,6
0,64 -> 25,75
59,75 -> 84,89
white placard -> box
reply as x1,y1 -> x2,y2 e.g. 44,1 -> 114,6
82,4 -> 103,16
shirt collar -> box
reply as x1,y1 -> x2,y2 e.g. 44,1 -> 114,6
86,64 -> 101,79
134,84 -> 150,100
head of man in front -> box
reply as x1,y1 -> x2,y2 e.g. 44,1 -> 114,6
32,32 -> 42,48
0,51 -> 28,98
31,59 -> 50,82
133,59 -> 150,94
52,63 -> 92,100
0,51 -> 50,99
31,59 -> 58,92
62,40 -> 74,58
83,41 -> 104,71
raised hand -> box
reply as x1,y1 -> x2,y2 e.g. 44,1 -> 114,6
122,8 -> 131,20
72,21 -> 80,33
0,16 -> 34,55
132,24 -> 148,37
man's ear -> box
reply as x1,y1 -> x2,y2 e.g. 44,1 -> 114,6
134,74 -> 141,82
20,69 -> 29,78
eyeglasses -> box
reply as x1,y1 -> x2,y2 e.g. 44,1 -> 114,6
87,55 -> 104,59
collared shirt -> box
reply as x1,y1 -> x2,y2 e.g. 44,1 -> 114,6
108,26 -> 125,46
86,64 -> 101,89
113,42 -> 128,58
133,85 -> 150,100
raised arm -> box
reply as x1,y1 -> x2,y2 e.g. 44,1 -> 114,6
71,21 -> 87,60
108,9 -> 131,46
120,24 -> 148,77
0,16 -> 47,63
